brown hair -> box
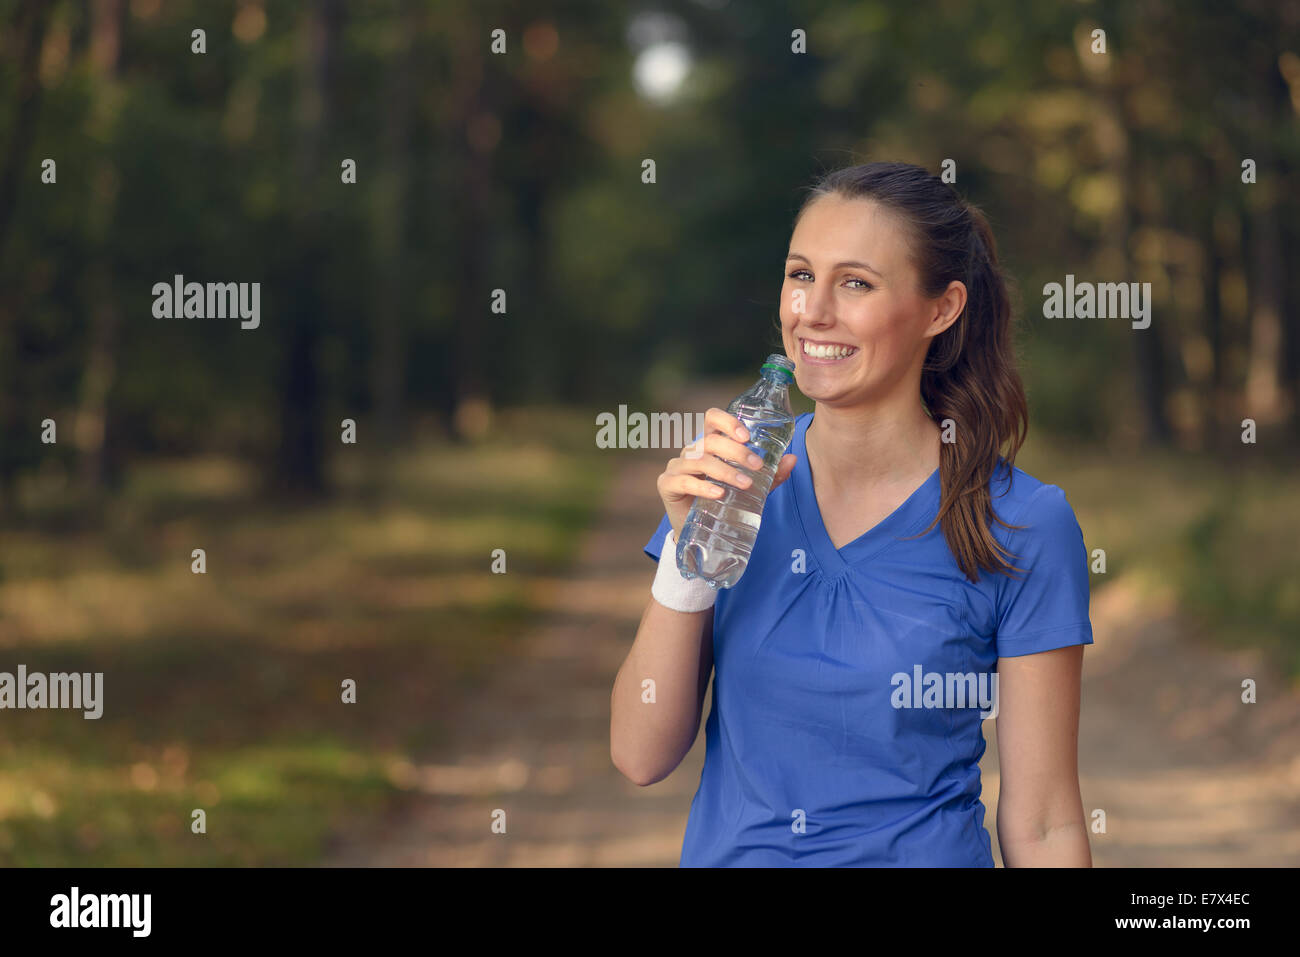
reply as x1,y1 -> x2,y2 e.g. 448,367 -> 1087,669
793,162 -> 1030,582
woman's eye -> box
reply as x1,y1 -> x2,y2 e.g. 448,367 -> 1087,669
786,269 -> 871,290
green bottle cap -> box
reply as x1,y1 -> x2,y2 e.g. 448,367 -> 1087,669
760,354 -> 795,383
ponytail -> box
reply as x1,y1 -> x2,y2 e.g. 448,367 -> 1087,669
795,163 -> 1030,582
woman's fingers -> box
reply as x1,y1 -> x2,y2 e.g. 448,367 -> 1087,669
673,475 -> 726,500
708,430 -> 763,470
703,407 -> 748,443
658,409 -> 795,529
665,443 -> 753,490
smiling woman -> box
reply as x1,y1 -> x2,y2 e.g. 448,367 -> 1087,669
614,161 -> 1094,868
778,167 -> 1029,580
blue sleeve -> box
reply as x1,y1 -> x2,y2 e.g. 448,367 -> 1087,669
993,484 -> 1094,658
644,512 -> 672,562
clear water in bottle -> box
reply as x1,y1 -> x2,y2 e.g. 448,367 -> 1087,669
676,354 -> 797,589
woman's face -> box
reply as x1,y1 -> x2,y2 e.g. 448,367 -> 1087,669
779,194 -> 962,408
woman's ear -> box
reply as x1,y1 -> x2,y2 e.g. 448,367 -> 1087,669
926,280 -> 966,339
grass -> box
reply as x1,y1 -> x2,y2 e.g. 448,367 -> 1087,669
0,404 -> 612,865
1013,433 -> 1300,681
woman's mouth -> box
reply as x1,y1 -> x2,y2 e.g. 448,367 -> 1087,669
799,337 -> 859,363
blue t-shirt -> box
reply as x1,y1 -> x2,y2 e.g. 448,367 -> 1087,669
643,411 -> 1093,867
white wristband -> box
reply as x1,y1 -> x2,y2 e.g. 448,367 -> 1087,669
651,528 -> 717,613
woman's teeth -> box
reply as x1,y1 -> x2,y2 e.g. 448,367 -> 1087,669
801,340 -> 858,359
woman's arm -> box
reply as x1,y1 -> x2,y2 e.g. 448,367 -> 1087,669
610,597 -> 714,786
613,407 -> 793,787
994,644 -> 1092,866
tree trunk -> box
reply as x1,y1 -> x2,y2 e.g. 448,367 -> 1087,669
73,0 -> 127,494
1242,55 -> 1289,426
273,0 -> 342,497
0,0 -> 50,264
1095,52 -> 1172,444
1284,211 -> 1300,443
446,18 -> 491,442
1198,152 -> 1225,452
0,0 -> 51,511
370,0 -> 418,456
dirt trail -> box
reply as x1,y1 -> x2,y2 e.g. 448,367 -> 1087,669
327,389 -> 1300,866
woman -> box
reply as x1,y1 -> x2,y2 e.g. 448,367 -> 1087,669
610,161 -> 1093,867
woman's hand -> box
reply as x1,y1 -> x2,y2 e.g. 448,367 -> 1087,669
655,406 -> 797,541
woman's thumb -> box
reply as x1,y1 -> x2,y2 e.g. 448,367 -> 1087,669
773,453 -> 797,488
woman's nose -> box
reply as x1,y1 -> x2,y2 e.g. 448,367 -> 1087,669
790,286 -> 833,325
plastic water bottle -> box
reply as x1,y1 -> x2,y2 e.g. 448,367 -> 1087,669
676,354 -> 797,589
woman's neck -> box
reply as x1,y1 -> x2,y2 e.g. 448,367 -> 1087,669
805,393 -> 940,496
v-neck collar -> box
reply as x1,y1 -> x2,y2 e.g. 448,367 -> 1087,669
791,412 -> 941,578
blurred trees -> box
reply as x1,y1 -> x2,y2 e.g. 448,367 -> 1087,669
0,0 -> 1296,507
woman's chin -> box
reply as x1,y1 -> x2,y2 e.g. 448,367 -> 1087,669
797,376 -> 882,408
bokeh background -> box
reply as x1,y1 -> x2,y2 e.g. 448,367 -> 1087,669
1,0 -> 1298,866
